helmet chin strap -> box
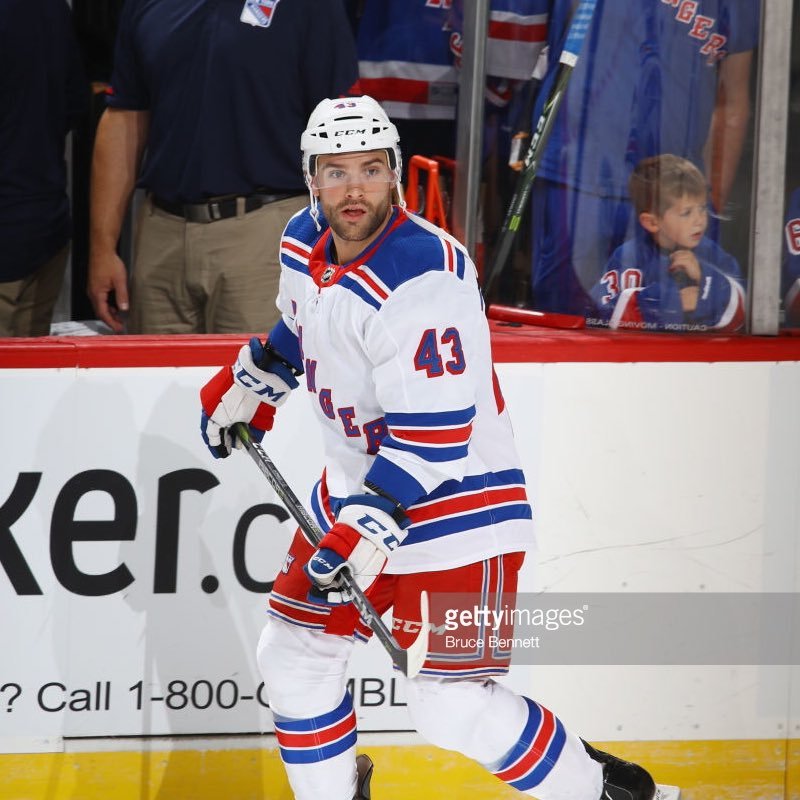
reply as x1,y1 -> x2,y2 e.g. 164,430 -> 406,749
394,181 -> 406,210
308,190 -> 322,231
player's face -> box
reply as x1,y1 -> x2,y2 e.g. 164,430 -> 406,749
314,151 -> 395,259
654,194 -> 709,251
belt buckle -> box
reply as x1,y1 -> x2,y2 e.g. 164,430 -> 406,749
185,201 -> 222,223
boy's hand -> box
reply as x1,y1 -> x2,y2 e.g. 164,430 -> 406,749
669,250 -> 701,284
669,250 -> 701,313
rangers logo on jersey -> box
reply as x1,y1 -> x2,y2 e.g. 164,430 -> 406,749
280,553 -> 295,575
240,0 -> 281,28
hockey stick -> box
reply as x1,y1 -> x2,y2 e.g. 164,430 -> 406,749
507,46 -> 549,172
482,0 -> 598,298
487,303 -> 586,330
233,422 -> 430,679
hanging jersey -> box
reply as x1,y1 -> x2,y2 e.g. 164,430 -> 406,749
275,206 -> 534,573
356,1 -> 457,120
448,0 -> 549,80
782,189 -> 800,326
588,234 -> 745,332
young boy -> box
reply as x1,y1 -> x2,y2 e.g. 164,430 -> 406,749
589,154 -> 746,332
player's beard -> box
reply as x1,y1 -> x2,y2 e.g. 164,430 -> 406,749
323,192 -> 393,245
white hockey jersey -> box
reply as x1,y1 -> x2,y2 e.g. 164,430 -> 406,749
276,206 -> 534,573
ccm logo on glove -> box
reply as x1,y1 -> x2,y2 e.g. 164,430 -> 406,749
233,340 -> 297,407
310,553 -> 339,572
200,337 -> 299,459
355,512 -> 402,550
304,492 -> 410,605
234,365 -> 289,403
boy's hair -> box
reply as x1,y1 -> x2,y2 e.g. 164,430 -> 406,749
629,154 -> 708,217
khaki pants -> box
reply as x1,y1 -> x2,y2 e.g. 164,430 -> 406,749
129,194 -> 308,334
0,245 -> 69,337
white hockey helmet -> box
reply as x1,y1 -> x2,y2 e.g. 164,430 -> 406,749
301,96 -> 405,225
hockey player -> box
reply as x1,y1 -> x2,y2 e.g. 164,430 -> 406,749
199,95 -> 657,800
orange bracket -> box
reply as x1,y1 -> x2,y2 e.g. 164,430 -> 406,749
405,155 -> 450,232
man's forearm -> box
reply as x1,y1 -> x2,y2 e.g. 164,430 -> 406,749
707,105 -> 749,213
705,52 -> 752,214
90,107 -> 149,254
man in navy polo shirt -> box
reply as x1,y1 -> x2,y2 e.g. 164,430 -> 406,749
0,0 -> 88,337
88,0 -> 358,335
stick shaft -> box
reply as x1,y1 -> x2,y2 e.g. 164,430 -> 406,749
233,423 -> 415,674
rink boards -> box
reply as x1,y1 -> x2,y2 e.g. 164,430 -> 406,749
0,330 -> 798,799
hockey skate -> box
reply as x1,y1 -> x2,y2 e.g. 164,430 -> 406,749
354,753 -> 374,799
583,740 -> 657,800
582,741 -> 681,799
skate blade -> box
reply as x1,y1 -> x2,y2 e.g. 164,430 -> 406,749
656,786 -> 681,800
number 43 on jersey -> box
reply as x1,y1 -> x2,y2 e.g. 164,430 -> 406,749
414,327 -> 466,378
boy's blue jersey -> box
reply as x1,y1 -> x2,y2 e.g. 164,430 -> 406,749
356,0 -> 457,120
783,189 -> 800,326
588,234 -> 745,332
537,0 -> 759,198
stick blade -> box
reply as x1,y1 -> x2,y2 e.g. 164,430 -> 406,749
656,785 -> 681,800
402,590 -> 430,679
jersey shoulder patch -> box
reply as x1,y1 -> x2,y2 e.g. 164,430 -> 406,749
280,207 -> 322,274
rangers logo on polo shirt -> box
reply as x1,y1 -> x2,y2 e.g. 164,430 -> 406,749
240,0 -> 281,28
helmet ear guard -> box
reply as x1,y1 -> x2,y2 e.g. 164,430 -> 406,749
301,96 -> 405,227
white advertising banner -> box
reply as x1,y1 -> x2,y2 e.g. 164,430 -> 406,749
0,366 -> 413,749
0,359 -> 798,752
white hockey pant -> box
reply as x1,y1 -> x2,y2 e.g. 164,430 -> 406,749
258,617 -> 602,800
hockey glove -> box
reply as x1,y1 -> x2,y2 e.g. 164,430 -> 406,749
200,337 -> 299,459
304,492 -> 410,605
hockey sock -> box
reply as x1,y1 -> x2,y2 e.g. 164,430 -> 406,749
406,676 -> 602,800
490,701 -> 603,799
489,698 -> 602,798
490,696 -> 567,791
273,692 -> 359,800
257,618 -> 357,800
